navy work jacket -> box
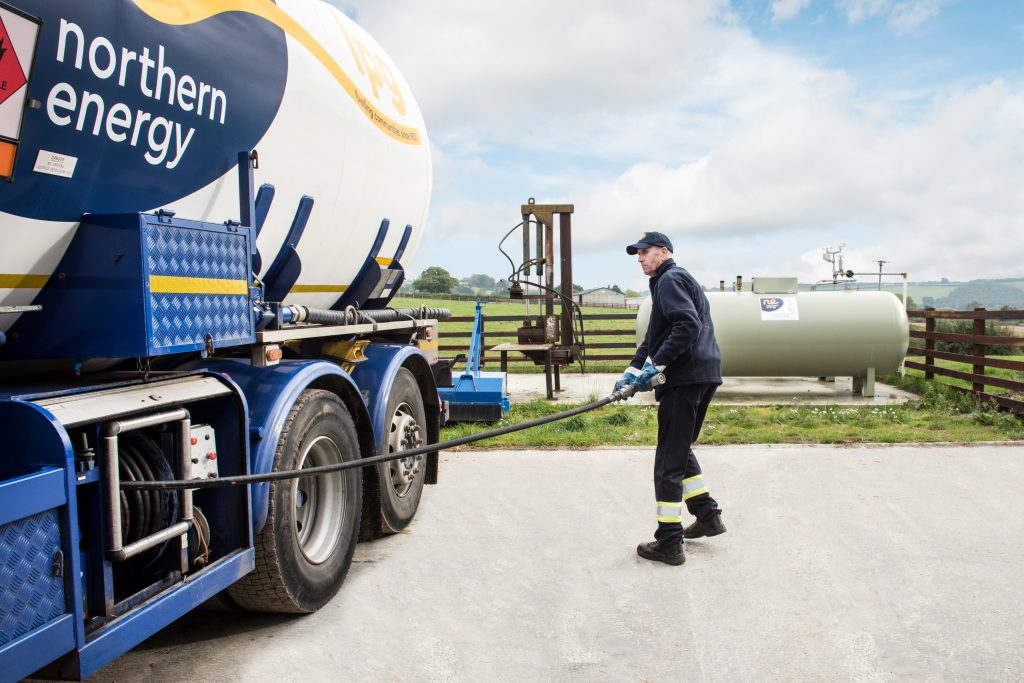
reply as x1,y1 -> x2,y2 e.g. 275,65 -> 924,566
631,258 -> 722,393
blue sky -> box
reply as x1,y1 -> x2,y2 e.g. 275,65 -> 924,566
335,0 -> 1024,292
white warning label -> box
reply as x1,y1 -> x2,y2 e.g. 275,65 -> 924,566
33,149 -> 78,178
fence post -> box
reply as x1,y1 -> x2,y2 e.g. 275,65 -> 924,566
924,307 -> 935,380
972,307 -> 986,393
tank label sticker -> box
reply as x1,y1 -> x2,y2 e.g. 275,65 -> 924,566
33,149 -> 77,178
760,296 -> 799,321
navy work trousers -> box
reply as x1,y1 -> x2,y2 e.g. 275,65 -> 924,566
653,382 -> 720,545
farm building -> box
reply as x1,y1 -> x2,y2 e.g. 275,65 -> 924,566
577,287 -> 627,307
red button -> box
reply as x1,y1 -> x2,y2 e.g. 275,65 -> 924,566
190,437 -> 198,446
207,452 -> 217,460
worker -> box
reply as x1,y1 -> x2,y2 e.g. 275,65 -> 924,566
615,231 -> 726,566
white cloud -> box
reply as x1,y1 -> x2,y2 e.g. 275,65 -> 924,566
571,79 -> 1024,282
333,0 -> 1021,286
771,0 -> 814,23
837,0 -> 942,31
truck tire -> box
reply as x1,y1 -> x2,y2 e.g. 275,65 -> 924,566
229,389 -> 361,613
377,368 -> 428,534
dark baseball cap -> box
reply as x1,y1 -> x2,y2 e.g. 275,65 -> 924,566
626,231 -> 673,255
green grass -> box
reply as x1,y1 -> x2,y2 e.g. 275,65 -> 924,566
440,377 -> 1024,448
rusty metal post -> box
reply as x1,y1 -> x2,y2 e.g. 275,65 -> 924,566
544,220 -> 555,323
924,308 -> 935,380
535,215 -> 544,327
973,308 -> 986,393
560,211 -> 574,346
522,207 -> 531,324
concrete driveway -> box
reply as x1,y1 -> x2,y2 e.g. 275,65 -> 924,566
89,444 -> 1024,682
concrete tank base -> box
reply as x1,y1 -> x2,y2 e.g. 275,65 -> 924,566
505,373 -> 915,406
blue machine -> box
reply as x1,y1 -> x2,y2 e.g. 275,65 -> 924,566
437,302 -> 510,422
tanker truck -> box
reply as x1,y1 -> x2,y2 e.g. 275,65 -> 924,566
0,1 -> 446,679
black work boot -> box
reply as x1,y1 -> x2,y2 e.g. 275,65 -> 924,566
636,541 -> 685,566
683,513 -> 727,539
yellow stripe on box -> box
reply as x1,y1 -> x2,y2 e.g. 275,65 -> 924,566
0,273 -> 49,288
149,275 -> 248,295
375,257 -> 393,266
289,284 -> 349,293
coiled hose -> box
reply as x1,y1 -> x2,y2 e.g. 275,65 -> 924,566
122,382 -> 652,492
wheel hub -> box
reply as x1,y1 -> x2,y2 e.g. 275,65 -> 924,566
293,435 -> 346,564
387,403 -> 423,497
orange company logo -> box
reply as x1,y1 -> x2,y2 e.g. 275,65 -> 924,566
131,0 -> 422,146
0,15 -> 27,106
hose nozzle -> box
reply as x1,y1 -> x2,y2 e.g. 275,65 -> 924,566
610,372 -> 666,401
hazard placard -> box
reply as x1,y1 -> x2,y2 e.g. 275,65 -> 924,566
0,3 -> 39,142
0,17 -> 27,107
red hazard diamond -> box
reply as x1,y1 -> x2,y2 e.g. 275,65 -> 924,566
0,16 -> 27,107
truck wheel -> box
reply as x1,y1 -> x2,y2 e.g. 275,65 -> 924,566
378,368 -> 428,534
229,389 -> 361,613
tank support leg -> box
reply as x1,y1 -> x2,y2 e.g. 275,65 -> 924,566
853,368 -> 876,397
863,367 -> 875,397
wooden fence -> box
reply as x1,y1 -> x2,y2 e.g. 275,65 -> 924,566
439,313 -> 637,365
904,308 -> 1024,415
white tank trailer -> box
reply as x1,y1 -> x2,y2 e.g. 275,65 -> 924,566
0,2 -> 446,678
0,0 -> 432,326
636,277 -> 910,396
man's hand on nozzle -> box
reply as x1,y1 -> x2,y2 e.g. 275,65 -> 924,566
613,366 -> 642,393
634,361 -> 665,392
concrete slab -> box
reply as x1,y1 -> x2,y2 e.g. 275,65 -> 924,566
507,372 -> 916,406
89,444 -> 1024,682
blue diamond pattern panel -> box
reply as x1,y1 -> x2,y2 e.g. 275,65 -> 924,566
146,224 -> 249,280
0,510 -> 65,646
145,223 -> 254,353
149,293 -> 253,351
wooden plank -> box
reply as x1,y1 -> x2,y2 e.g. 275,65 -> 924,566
907,309 -> 1024,320
909,330 -> 1024,346
947,385 -> 1024,415
904,361 -> 1024,392
906,348 -> 1024,372
576,329 -> 637,336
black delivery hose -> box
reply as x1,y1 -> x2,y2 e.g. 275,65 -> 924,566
121,379 -> 660,492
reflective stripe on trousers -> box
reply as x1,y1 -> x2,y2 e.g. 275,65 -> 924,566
682,474 -> 709,501
656,501 -> 683,523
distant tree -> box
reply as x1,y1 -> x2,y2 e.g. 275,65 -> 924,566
555,282 -> 585,294
413,266 -> 459,294
466,273 -> 497,290
452,284 -> 475,296
895,293 -> 917,310
625,289 -> 642,298
609,284 -> 623,294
